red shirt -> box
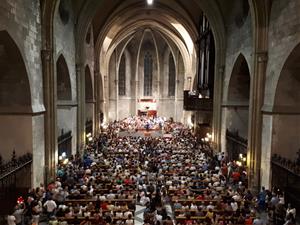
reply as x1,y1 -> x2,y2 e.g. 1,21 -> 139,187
101,202 -> 108,210
245,218 -> 253,225
196,195 -> 204,200
232,172 -> 240,181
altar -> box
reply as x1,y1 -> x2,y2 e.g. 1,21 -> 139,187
137,99 -> 157,117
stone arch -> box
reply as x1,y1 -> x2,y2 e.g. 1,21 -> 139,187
274,43 -> 300,112
168,52 -> 176,97
0,30 -> 32,112
85,65 -> 94,137
228,54 -> 250,103
270,42 -> 300,204
0,29 -> 34,168
226,54 -> 250,160
118,53 -> 126,96
98,72 -> 105,124
272,43 -> 300,159
0,30 -> 33,209
56,54 -> 72,101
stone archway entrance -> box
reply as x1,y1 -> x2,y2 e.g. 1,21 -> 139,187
271,43 -> 300,210
56,54 -> 73,158
0,30 -> 33,216
85,65 -> 94,140
226,54 -> 250,161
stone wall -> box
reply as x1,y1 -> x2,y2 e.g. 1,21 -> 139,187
106,37 -> 186,122
220,0 -> 252,152
260,0 -> 300,187
0,0 -> 45,187
54,0 -> 77,154
0,115 -> 32,160
83,26 -> 95,133
264,0 -> 300,108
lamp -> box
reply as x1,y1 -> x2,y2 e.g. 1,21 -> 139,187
147,0 -> 153,5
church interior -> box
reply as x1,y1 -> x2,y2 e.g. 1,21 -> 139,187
1,0 -> 300,224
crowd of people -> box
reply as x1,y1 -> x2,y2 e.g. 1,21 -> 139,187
6,116 -> 298,225
110,116 -> 166,132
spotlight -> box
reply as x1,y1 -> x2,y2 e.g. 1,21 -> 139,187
147,0 -> 153,5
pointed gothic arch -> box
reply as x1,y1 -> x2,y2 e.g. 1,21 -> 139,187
56,54 -> 72,101
226,54 -> 250,161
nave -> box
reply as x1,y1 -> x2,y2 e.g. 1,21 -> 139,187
6,117 -> 295,225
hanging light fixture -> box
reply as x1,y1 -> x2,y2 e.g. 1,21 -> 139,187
147,0 -> 153,5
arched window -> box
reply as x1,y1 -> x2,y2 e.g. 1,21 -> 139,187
118,54 -> 126,96
168,53 -> 176,96
56,55 -> 72,101
144,52 -> 153,96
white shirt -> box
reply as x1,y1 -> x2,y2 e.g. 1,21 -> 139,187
44,200 -> 57,212
7,215 -> 16,225
231,202 -> 238,211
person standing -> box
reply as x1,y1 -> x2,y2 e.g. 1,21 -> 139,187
7,213 -> 16,225
43,197 -> 57,218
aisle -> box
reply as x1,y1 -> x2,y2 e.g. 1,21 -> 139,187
134,205 -> 146,225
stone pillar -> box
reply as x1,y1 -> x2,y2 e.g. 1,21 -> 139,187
135,80 -> 139,115
41,49 -> 57,183
248,51 -> 268,192
94,70 -> 100,134
174,52 -> 179,121
260,113 -> 273,189
115,78 -> 119,120
76,63 -> 85,151
103,75 -> 109,121
212,66 -> 224,151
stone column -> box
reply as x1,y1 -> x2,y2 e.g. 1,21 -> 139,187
76,63 -> 85,151
135,80 -> 139,115
212,65 -> 224,151
103,75 -> 109,120
248,51 -> 268,192
115,78 -> 119,120
94,70 -> 100,134
115,52 -> 119,120
41,49 -> 57,183
174,51 -> 178,121
260,113 -> 273,189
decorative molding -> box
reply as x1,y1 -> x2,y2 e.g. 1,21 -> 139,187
256,51 -> 268,63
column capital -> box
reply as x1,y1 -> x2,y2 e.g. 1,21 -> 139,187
76,63 -> 84,73
256,51 -> 268,63
94,70 -> 100,77
218,65 -> 225,74
41,49 -> 52,62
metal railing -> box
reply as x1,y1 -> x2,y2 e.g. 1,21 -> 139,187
272,154 -> 300,176
0,152 -> 32,180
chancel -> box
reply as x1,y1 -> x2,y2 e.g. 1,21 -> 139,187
0,0 -> 300,224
